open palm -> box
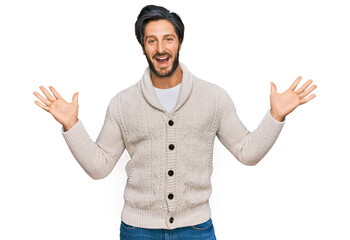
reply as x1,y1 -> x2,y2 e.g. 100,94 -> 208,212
270,76 -> 317,121
33,86 -> 79,131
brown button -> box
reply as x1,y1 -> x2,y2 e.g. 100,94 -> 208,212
168,170 -> 174,176
168,193 -> 174,200
169,144 -> 175,150
169,217 -> 174,223
168,120 -> 174,126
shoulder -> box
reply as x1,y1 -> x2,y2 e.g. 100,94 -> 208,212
191,75 -> 234,118
105,83 -> 139,122
109,83 -> 139,104
192,74 -> 228,97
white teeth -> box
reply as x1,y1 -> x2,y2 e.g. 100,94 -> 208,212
158,57 -> 168,60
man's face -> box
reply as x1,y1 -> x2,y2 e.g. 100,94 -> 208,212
143,20 -> 181,78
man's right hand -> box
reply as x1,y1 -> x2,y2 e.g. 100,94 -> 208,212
33,86 -> 79,131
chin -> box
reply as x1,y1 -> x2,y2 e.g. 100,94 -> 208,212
156,67 -> 172,75
153,63 -> 177,78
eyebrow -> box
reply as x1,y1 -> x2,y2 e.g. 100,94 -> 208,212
145,34 -> 177,41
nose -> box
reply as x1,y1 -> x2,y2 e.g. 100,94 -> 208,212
156,41 -> 165,53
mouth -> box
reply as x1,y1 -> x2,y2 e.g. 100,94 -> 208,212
154,55 -> 170,66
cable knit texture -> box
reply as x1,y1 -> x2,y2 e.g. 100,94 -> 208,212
61,63 -> 285,229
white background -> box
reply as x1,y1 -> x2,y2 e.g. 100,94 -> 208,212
1,0 -> 349,239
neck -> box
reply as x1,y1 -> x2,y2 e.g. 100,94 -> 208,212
151,66 -> 183,89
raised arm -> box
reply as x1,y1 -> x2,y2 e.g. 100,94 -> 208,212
33,86 -> 125,179
216,76 -> 316,166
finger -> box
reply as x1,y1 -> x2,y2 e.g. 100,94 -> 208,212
72,92 -> 79,104
49,86 -> 62,99
33,91 -> 52,106
300,84 -> 317,99
39,86 -> 55,101
301,93 -> 316,104
270,82 -> 277,94
289,76 -> 302,90
296,79 -> 313,94
34,100 -> 49,111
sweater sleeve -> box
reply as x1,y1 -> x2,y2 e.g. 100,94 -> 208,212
216,88 -> 284,166
61,97 -> 125,179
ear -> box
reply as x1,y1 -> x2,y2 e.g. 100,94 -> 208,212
142,45 -> 145,55
179,43 -> 182,51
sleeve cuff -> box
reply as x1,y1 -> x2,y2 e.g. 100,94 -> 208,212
258,110 -> 285,139
61,119 -> 90,149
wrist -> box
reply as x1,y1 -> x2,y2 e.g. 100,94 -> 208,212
270,109 -> 285,122
63,119 -> 78,132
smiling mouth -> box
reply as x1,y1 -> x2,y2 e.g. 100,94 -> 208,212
155,55 -> 170,65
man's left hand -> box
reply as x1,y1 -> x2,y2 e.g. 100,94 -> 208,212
270,76 -> 317,122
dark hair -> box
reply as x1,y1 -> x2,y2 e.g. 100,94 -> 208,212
135,5 -> 185,47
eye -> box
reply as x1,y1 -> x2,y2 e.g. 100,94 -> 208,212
147,38 -> 157,45
166,37 -> 173,42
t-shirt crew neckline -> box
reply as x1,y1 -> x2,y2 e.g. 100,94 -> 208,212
153,83 -> 182,113
153,82 -> 182,91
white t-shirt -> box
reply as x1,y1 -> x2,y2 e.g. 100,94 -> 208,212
153,83 -> 182,113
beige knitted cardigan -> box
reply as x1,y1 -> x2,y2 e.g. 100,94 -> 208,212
62,63 -> 284,229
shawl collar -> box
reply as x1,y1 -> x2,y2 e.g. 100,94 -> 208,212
140,63 -> 193,113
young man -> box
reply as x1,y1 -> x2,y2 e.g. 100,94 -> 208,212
33,5 -> 317,240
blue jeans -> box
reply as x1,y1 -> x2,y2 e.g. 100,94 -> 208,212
120,218 -> 217,240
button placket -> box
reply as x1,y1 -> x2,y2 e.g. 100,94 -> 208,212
167,120 -> 174,178
165,116 -> 177,216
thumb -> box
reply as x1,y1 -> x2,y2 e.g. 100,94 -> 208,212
270,82 -> 277,94
72,92 -> 79,104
